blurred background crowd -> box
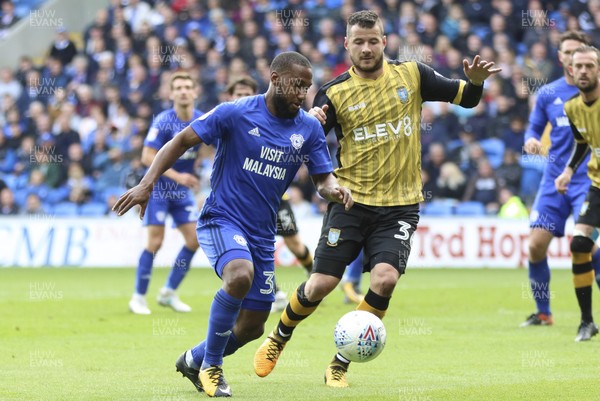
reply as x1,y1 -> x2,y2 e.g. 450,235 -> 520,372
0,0 -> 598,218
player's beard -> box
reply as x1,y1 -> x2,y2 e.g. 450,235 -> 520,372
351,52 -> 384,74
577,77 -> 598,93
273,91 -> 299,119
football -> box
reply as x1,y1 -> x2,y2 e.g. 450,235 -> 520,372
333,310 -> 387,363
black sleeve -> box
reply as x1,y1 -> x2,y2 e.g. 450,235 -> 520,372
567,122 -> 591,171
312,86 -> 338,135
417,62 -> 483,108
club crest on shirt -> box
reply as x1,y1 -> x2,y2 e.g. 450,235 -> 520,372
397,87 -> 409,103
290,133 -> 304,150
233,235 -> 248,247
327,228 -> 341,247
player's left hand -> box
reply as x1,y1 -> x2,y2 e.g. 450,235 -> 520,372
463,55 -> 502,85
327,186 -> 353,211
112,183 -> 153,219
555,169 -> 573,195
309,104 -> 329,125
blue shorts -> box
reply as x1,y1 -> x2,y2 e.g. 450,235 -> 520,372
197,217 -> 275,311
143,187 -> 197,227
530,182 -> 588,237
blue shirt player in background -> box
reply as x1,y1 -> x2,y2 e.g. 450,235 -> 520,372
521,31 -> 600,327
113,52 -> 353,397
128,71 -> 204,315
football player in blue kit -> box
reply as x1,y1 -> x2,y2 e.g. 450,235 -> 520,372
113,52 -> 352,397
521,31 -> 600,327
128,71 -> 204,315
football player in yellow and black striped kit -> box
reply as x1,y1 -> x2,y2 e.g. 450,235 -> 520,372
555,45 -> 600,342
255,10 -> 501,387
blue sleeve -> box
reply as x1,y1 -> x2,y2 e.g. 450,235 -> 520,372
524,92 -> 548,142
143,112 -> 170,150
305,119 -> 333,175
189,103 -> 234,145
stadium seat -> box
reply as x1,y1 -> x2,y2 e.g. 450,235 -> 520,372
13,189 -> 28,206
52,202 -> 79,216
79,202 -> 107,216
454,201 -> 486,216
46,187 -> 70,205
422,200 -> 455,216
479,138 -> 505,169
95,186 -> 126,203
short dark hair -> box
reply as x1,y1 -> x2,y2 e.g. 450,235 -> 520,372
270,51 -> 312,73
572,45 -> 600,64
226,77 -> 258,95
346,10 -> 384,37
559,31 -> 590,49
170,71 -> 195,90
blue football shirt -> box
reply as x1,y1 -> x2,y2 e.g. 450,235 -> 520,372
144,108 -> 204,191
525,77 -> 590,186
190,95 -> 333,242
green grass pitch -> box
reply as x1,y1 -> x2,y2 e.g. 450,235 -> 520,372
1,267 -> 599,400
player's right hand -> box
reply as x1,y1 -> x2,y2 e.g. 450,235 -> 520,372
555,169 -> 573,195
112,183 -> 152,219
176,172 -> 200,190
523,138 -> 542,154
309,104 -> 329,125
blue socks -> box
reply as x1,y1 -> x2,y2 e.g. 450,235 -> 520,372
190,333 -> 241,369
343,250 -> 363,283
135,249 -> 155,295
165,246 -> 195,290
201,289 -> 243,368
529,258 -> 551,315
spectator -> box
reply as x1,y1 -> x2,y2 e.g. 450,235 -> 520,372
0,187 -> 18,215
0,67 -> 22,100
66,162 -> 93,204
422,142 -> 447,184
27,170 -> 52,199
496,149 -> 522,194
21,193 -> 46,215
49,27 -> 78,66
0,1 -> 19,36
95,147 -> 128,192
288,184 -> 313,219
522,42 -> 554,88
122,155 -> 145,189
497,187 -> 529,219
123,0 -> 152,34
463,159 -> 501,214
0,131 -> 16,173
502,116 -> 526,153
436,161 -> 467,201
449,125 -> 478,172
488,95 -> 515,138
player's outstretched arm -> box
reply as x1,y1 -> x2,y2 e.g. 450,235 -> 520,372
113,126 -> 203,218
311,172 -> 353,211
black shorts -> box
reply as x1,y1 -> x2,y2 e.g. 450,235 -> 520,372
577,186 -> 600,227
276,199 -> 299,237
314,202 -> 420,278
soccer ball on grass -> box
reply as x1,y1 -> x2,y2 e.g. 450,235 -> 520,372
333,310 -> 386,363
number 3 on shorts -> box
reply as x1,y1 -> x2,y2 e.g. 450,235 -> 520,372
260,271 -> 275,294
394,220 -> 411,240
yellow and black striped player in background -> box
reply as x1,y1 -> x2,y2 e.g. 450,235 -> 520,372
556,45 -> 600,342
255,10 -> 501,387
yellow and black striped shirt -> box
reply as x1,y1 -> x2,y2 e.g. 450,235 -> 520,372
565,94 -> 600,189
313,60 -> 475,206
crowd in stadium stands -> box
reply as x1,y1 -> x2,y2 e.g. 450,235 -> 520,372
0,0 -> 599,217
